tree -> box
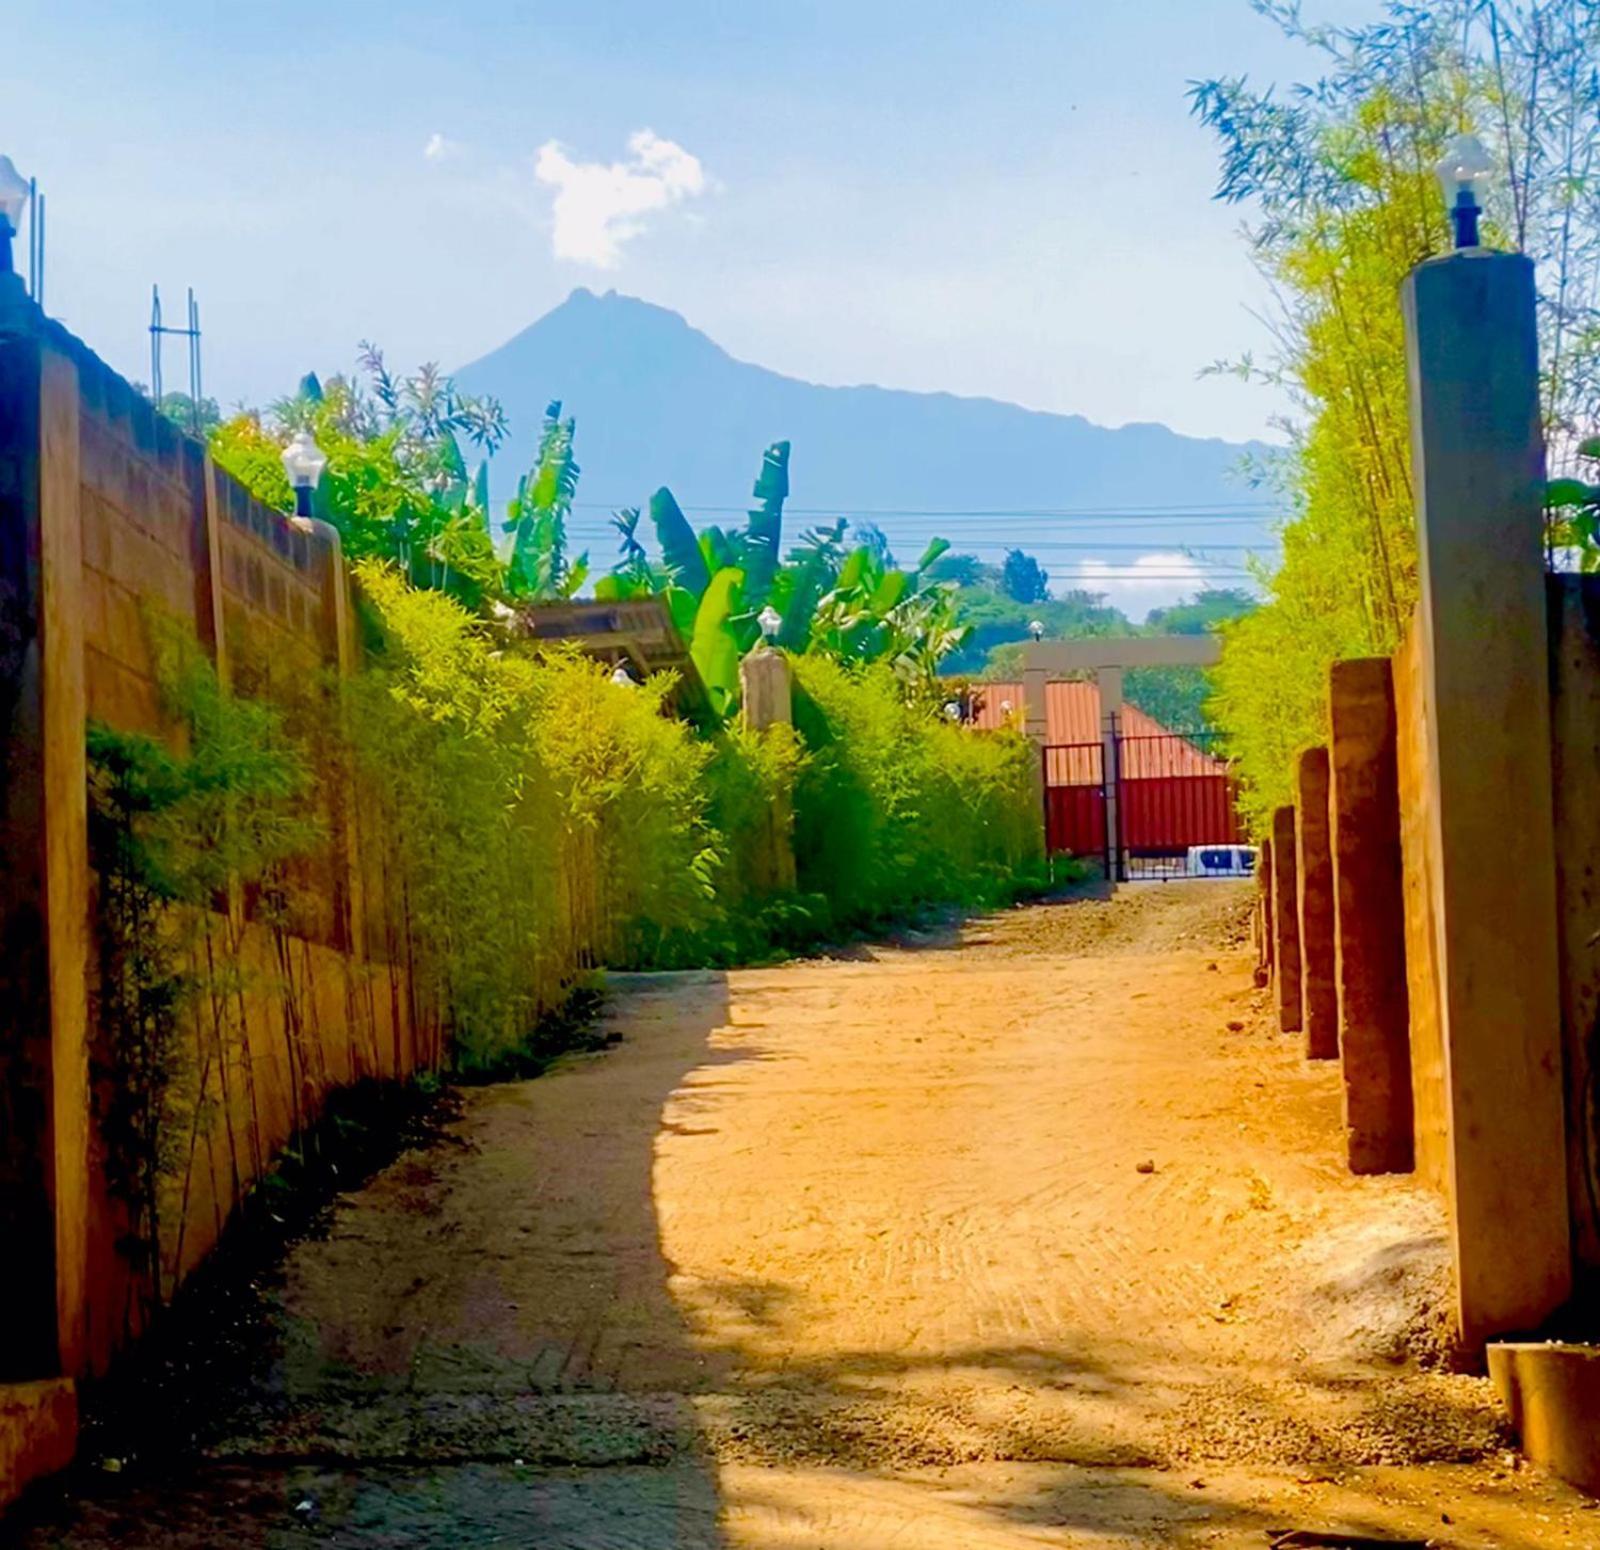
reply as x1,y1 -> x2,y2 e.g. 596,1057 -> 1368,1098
1192,0 -> 1600,830
925,552 -> 994,588
1145,588 -> 1256,635
1001,548 -> 1050,604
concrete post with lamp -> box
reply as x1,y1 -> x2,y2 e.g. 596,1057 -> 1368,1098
1400,133 -> 1569,1347
740,606 -> 797,890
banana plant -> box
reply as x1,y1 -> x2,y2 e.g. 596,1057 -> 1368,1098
808,536 -> 968,677
505,401 -> 588,601
607,439 -> 965,718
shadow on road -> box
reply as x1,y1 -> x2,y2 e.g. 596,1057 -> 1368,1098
3,972 -> 746,1550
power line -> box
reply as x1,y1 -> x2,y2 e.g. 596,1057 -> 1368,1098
570,501 -> 1284,521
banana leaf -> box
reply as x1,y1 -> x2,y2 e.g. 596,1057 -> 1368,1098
871,569 -> 909,613
650,487 -> 710,598
700,525 -> 737,574
742,440 -> 790,608
691,566 -> 746,720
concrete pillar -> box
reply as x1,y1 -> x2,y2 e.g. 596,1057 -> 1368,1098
1271,805 -> 1302,1035
739,648 -> 797,892
1296,747 -> 1338,1060
0,321 -> 90,1381
1255,835 -> 1273,989
1402,249 -> 1569,1346
740,646 -> 792,733
1098,667 -> 1124,880
1022,665 -> 1048,745
1328,657 -> 1413,1175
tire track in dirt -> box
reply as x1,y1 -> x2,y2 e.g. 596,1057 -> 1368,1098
13,885 -> 1597,1547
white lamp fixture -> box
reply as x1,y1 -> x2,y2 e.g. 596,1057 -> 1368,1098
0,156 -> 29,277
281,430 -> 328,517
1028,619 -> 1045,642
757,604 -> 782,643
1436,133 -> 1494,249
611,662 -> 637,688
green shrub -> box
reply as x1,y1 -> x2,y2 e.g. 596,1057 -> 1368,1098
349,562 -> 721,1067
790,656 -> 1044,926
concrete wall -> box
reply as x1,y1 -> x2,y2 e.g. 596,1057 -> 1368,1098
1547,576 -> 1600,1280
0,299 -> 427,1493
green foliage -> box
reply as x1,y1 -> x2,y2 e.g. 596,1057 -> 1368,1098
689,566 -> 747,719
1195,0 -> 1600,831
629,446 -> 969,707
212,350 -> 508,609
505,400 -> 588,601
86,614 -> 321,1303
349,562 -> 719,1066
790,655 -> 1045,925
1001,548 -> 1050,604
1145,588 -> 1256,636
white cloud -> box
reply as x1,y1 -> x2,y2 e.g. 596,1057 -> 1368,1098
533,129 -> 709,268
423,132 -> 461,163
1066,552 -> 1210,622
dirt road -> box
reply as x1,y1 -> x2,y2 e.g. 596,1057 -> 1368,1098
13,885 -> 1596,1547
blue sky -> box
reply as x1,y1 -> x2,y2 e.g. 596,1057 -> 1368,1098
7,1 -> 1379,610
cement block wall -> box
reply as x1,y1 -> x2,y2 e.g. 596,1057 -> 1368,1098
1547,575 -> 1600,1280
0,301 -> 428,1436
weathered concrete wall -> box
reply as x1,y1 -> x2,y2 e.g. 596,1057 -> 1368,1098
1547,575 -> 1600,1280
0,299 -> 427,1474
1271,805 -> 1302,1035
0,1381 -> 75,1512
1327,657 -> 1413,1175
1394,625 -> 1448,1195
1296,747 -> 1338,1061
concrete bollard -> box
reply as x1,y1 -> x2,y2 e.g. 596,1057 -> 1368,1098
1271,805 -> 1302,1035
1328,657 -> 1413,1175
1296,747 -> 1338,1060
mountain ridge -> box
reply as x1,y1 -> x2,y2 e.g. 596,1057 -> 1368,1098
453,289 -> 1275,557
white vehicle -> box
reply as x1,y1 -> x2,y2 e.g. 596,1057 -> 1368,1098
1185,844 -> 1257,878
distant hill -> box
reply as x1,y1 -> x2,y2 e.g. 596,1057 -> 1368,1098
454,288 -> 1275,558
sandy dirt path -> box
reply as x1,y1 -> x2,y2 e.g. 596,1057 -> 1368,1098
12,885 -> 1598,1547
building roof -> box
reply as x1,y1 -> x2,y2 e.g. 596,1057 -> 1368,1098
970,680 -> 1227,783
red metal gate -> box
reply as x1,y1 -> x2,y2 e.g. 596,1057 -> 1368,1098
1041,728 -> 1244,879
1042,741 -> 1107,869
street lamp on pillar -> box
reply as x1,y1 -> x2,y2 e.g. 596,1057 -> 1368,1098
0,156 -> 30,278
1436,133 -> 1495,250
281,430 -> 328,520
757,605 -> 782,646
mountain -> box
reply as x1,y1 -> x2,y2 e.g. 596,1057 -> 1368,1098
453,288 -> 1273,556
